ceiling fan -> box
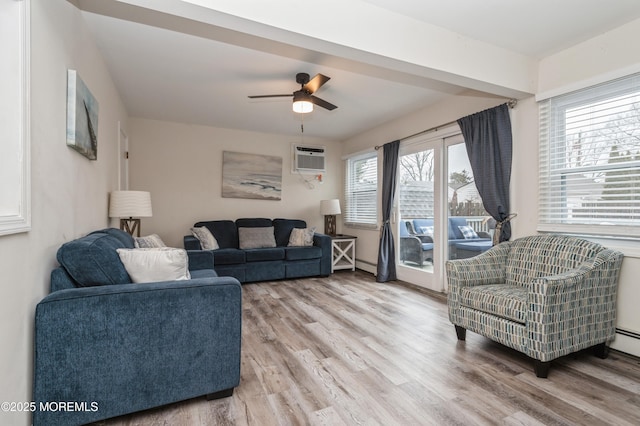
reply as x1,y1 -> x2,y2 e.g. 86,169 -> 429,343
248,72 -> 338,113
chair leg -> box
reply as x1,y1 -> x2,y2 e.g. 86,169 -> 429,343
206,387 -> 234,400
534,360 -> 551,378
593,343 -> 610,359
454,325 -> 466,341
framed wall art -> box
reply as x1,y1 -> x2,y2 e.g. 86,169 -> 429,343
67,69 -> 99,160
222,151 -> 282,200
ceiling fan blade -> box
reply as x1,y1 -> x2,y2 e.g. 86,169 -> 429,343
248,94 -> 292,99
303,73 -> 330,94
309,95 -> 338,111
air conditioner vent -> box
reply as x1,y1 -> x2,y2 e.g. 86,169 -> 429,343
293,145 -> 326,173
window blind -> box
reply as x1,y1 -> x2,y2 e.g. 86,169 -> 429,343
538,72 -> 640,238
344,152 -> 378,227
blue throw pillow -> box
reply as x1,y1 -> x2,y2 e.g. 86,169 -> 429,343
458,225 -> 478,239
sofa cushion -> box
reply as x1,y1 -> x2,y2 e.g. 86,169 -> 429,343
506,235 -> 604,288
288,227 -> 315,247
460,284 -> 527,324
238,226 -> 276,249
57,232 -> 132,287
236,218 -> 273,228
245,247 -> 285,262
194,220 -> 238,249
90,228 -> 135,248
212,248 -> 245,265
273,218 -> 307,246
454,240 -> 492,252
191,226 -> 220,250
116,248 -> 191,283
134,234 -> 166,248
284,246 -> 322,261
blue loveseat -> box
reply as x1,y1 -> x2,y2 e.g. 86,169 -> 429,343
33,228 -> 242,426
184,218 -> 332,283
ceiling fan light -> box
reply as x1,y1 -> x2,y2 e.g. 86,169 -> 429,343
293,91 -> 313,113
293,100 -> 313,113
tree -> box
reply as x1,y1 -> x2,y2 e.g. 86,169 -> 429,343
400,151 -> 434,183
449,169 -> 473,187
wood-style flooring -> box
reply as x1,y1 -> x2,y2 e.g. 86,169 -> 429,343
96,271 -> 640,425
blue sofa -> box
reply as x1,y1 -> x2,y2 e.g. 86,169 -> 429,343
184,218 -> 332,283
33,228 -> 242,426
411,217 -> 493,259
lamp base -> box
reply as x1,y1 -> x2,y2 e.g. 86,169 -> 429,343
324,215 -> 337,236
120,218 -> 141,237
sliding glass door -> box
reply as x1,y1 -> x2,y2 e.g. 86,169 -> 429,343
395,129 -> 491,292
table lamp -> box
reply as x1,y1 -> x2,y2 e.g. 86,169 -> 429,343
109,190 -> 152,236
320,199 -> 341,236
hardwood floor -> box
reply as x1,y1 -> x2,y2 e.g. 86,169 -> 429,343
97,271 -> 640,425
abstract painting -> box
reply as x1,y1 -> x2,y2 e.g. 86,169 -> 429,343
67,69 -> 99,160
222,151 -> 282,200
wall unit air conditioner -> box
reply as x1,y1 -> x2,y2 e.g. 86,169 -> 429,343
292,145 -> 326,173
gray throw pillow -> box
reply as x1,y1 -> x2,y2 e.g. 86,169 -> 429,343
191,226 -> 220,250
288,227 -> 315,247
134,234 -> 166,248
238,227 -> 276,249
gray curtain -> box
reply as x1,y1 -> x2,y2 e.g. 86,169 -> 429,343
457,103 -> 513,242
376,140 -> 400,282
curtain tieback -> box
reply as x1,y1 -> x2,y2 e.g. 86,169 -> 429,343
494,213 -> 517,245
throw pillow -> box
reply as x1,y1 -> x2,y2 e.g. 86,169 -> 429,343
134,234 -> 166,248
116,248 -> 191,283
238,226 -> 276,249
419,226 -> 434,237
458,225 -> 479,239
288,227 -> 316,247
191,226 -> 219,250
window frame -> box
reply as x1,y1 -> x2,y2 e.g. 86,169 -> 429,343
0,0 -> 30,236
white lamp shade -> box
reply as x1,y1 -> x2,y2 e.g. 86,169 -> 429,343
320,199 -> 341,215
109,191 -> 153,218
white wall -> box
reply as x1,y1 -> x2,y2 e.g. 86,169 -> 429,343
0,1 -> 128,424
127,118 -> 343,247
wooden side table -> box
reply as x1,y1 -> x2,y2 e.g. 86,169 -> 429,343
330,234 -> 357,272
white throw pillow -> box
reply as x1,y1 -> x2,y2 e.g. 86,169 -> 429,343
117,248 -> 191,283
191,226 -> 219,250
288,227 -> 315,247
134,234 -> 166,248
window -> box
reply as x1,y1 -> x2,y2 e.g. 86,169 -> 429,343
539,73 -> 640,238
344,152 -> 378,227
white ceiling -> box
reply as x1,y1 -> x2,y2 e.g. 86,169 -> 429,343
76,0 -> 640,140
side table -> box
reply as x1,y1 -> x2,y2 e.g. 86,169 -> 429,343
330,234 -> 357,272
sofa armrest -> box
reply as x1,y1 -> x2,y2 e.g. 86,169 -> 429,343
33,277 -> 242,425
527,249 -> 624,358
184,235 -> 202,250
313,232 -> 332,276
187,249 -> 214,271
446,242 -> 509,290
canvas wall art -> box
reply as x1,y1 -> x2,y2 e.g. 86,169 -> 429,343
67,69 -> 99,160
222,151 -> 282,200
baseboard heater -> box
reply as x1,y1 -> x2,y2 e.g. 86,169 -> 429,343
616,328 -> 640,340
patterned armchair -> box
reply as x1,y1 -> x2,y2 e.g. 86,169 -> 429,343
446,235 -> 624,378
